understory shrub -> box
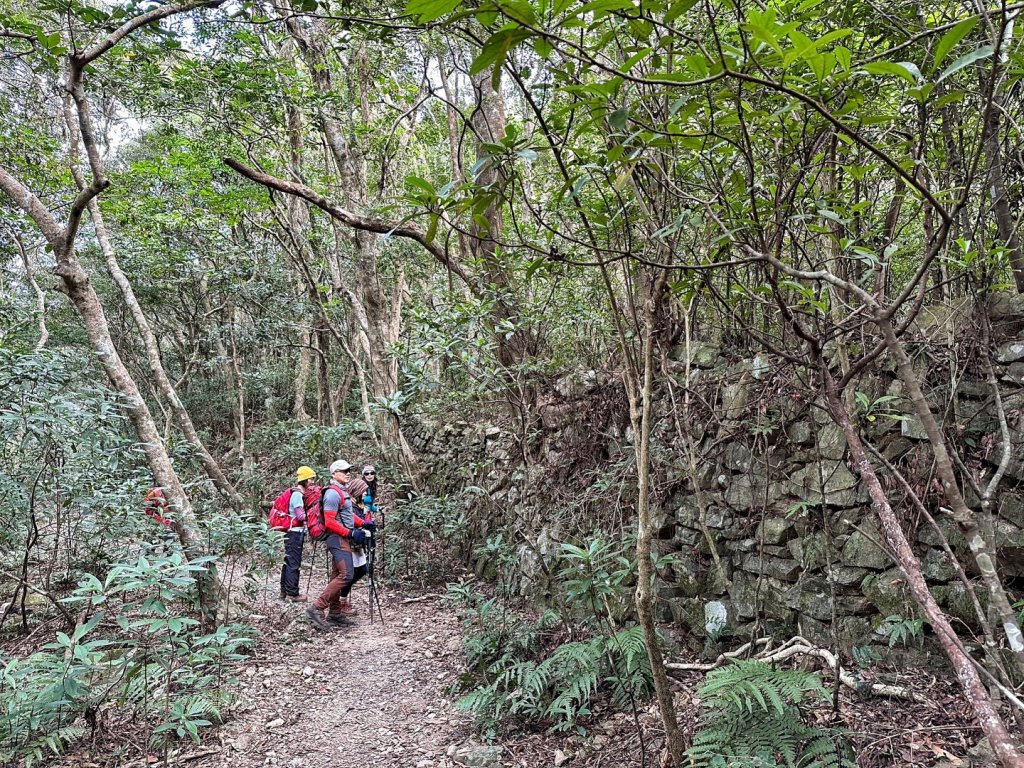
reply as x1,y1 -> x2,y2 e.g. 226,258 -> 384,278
686,659 -> 856,768
0,552 -> 254,766
449,588 -> 654,737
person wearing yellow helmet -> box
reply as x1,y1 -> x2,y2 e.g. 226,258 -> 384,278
269,465 -> 320,602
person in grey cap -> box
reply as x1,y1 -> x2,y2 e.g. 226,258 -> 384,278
305,459 -> 366,630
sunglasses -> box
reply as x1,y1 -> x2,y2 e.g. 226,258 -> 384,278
363,471 -> 375,476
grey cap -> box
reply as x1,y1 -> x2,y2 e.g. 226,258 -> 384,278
329,460 -> 353,474
362,465 -> 376,475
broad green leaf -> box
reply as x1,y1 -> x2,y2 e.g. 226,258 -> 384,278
861,60 -> 920,83
533,36 -> 553,58
404,0 -> 461,22
937,44 -> 994,82
495,0 -> 537,25
469,28 -> 533,75
930,18 -> 979,74
609,108 -> 629,131
665,0 -> 698,24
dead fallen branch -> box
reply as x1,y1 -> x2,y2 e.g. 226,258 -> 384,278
401,594 -> 442,604
666,635 -> 922,701
119,746 -> 220,768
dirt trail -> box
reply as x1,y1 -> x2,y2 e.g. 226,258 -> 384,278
196,580 -> 477,768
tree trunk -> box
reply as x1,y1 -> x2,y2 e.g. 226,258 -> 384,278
877,315 -> 1024,668
822,366 -> 1024,768
629,281 -> 684,767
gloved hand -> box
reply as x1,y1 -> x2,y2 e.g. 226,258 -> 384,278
349,529 -> 367,545
361,520 -> 378,532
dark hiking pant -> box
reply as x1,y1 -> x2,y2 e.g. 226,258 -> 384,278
280,528 -> 305,596
340,564 -> 367,599
314,535 -> 353,615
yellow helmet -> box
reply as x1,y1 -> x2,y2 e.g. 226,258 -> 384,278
295,466 -> 317,483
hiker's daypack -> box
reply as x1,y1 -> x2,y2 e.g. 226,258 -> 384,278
268,487 -> 300,530
270,485 -> 325,536
304,484 -> 326,541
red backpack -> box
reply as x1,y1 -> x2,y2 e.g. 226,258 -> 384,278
268,487 -> 299,531
304,485 -> 326,541
270,485 -> 325,535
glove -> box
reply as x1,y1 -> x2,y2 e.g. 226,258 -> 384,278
349,529 -> 367,545
361,520 -> 378,532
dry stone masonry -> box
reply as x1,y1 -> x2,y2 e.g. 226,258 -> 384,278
409,299 -> 1024,651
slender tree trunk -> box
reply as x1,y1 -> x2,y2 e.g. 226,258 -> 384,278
63,97 -> 242,507
628,281 -> 683,767
295,322 -> 313,422
9,231 -> 48,350
822,366 -> 1024,768
877,315 -> 1024,667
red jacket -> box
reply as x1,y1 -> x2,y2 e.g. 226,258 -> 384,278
143,488 -> 173,527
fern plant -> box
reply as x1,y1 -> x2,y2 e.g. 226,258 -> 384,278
456,621 -> 654,736
685,660 -> 856,768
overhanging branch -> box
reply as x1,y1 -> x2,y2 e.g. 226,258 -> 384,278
223,156 -> 477,292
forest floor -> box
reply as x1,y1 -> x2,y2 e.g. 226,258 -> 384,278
49,558 -> 993,768
179,569 -> 669,768
171,570 -> 989,768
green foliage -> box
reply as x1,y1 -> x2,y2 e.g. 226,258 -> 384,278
877,614 -> 925,647
1,553 -> 254,764
686,660 -> 856,768
451,591 -> 653,737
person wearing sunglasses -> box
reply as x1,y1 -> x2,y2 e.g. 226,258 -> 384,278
362,465 -> 378,502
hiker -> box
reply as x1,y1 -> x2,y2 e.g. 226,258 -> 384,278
362,464 -> 378,503
335,477 -> 375,617
142,487 -> 173,528
305,460 -> 367,630
269,466 -> 319,603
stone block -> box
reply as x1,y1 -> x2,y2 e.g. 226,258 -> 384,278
739,553 -> 802,581
995,340 -> 1024,363
861,568 -> 917,618
816,423 -> 848,460
784,577 -> 833,621
757,516 -> 796,545
998,494 -> 1024,528
916,514 -> 962,550
787,422 -> 813,445
824,565 -> 871,586
724,474 -> 786,510
670,341 -> 721,368
789,461 -> 863,507
922,548 -> 958,582
722,381 -> 750,420
724,442 -> 752,471
841,521 -> 891,570
900,414 -> 929,440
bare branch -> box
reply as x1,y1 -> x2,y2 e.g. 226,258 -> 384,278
223,156 -> 478,291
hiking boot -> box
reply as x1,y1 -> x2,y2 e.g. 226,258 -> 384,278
338,598 -> 358,616
284,593 -> 307,603
327,613 -> 354,628
305,605 -> 330,631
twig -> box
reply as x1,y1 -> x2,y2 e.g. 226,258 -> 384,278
119,746 -> 220,768
401,594 -> 442,604
667,635 -> 922,701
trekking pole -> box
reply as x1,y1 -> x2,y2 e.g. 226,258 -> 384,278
304,538 -> 320,597
365,531 -> 385,624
